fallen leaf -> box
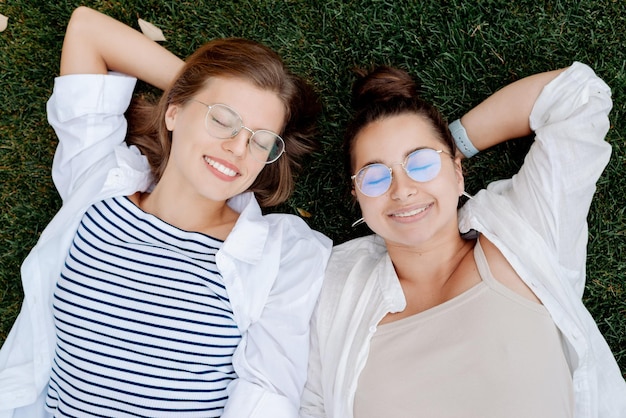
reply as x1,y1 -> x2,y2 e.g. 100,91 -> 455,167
0,14 -> 8,32
296,208 -> 312,218
138,18 -> 165,41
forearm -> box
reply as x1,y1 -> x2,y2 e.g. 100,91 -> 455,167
459,68 -> 566,156
60,6 -> 183,90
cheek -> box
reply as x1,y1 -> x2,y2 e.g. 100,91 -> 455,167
168,131 -> 189,155
357,195 -> 382,221
250,165 -> 265,180
440,164 -> 464,196
243,162 -> 268,187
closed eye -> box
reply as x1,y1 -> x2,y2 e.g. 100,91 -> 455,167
363,176 -> 389,186
408,163 -> 436,173
209,115 -> 230,128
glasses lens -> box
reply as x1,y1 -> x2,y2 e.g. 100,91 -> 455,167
356,164 -> 392,197
405,149 -> 441,182
250,131 -> 285,163
205,104 -> 241,138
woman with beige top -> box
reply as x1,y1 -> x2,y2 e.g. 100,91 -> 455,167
300,63 -> 626,417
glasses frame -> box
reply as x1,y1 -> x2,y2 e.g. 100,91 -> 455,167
351,148 -> 452,197
192,100 -> 285,164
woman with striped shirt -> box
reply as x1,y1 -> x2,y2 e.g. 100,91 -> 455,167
0,6 -> 331,418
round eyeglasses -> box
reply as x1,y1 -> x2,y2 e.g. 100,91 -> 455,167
352,148 -> 451,197
192,100 -> 285,164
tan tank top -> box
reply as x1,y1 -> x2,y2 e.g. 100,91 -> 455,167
353,240 -> 574,418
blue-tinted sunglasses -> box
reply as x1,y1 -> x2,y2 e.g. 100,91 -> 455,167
352,148 -> 452,197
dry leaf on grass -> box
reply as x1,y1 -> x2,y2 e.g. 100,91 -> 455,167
0,14 -> 8,32
138,18 -> 165,41
296,208 -> 312,218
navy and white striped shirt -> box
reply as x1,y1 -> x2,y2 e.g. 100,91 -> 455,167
45,196 -> 241,417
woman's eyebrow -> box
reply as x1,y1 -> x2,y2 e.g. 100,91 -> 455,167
357,158 -> 385,169
357,146 -> 432,170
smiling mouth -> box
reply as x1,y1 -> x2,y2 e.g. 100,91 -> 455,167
391,204 -> 432,218
204,156 -> 238,177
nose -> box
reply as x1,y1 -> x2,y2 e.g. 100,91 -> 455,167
223,128 -> 251,158
389,166 -> 417,200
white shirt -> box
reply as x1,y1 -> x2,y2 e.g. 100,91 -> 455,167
0,73 -> 332,418
300,62 -> 626,418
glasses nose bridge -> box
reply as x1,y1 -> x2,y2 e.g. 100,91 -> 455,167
239,125 -> 255,137
236,125 -> 257,145
222,125 -> 252,158
388,159 -> 420,199
374,159 -> 409,186
229,124 -> 254,143
389,159 -> 410,178
375,162 -> 407,196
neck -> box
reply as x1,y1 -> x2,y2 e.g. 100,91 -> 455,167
386,233 -> 472,287
133,183 -> 239,240
382,233 -> 477,320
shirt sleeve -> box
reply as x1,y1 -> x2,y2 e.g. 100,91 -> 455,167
486,62 -> 612,295
222,226 -> 332,418
47,73 -> 137,201
299,304 -> 326,418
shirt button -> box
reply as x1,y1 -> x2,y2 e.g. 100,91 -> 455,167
369,326 -> 377,333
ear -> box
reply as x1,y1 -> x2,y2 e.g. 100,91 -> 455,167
351,187 -> 357,198
164,103 -> 179,131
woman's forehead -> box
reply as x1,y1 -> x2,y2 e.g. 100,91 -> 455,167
353,114 -> 441,162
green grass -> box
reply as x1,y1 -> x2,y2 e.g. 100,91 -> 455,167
1,0 -> 624,377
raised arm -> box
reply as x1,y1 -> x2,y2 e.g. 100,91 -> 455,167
458,63 -> 612,296
61,6 -> 183,89
456,68 -> 565,157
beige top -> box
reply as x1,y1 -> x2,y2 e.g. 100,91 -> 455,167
353,240 -> 574,418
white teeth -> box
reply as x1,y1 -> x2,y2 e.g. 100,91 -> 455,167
204,157 -> 237,177
393,206 -> 428,217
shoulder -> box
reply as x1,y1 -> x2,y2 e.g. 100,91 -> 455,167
229,192 -> 331,254
324,234 -> 387,291
478,235 -> 542,304
330,234 -> 386,263
314,235 -> 397,332
264,212 -> 332,255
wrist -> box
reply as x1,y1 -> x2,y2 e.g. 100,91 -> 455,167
449,119 -> 479,158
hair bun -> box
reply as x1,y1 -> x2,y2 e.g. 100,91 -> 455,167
351,66 -> 419,111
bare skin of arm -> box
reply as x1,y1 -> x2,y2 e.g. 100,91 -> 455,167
459,68 -> 565,156
61,6 -> 184,89
449,69 -> 571,305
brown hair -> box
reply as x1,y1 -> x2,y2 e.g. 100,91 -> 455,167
343,66 -> 455,176
125,38 -> 320,207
